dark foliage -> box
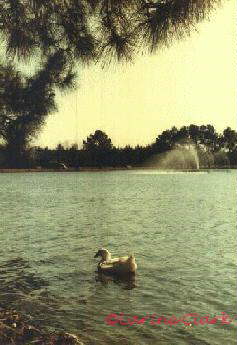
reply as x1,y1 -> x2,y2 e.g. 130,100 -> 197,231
153,124 -> 222,153
11,125 -> 235,170
0,52 -> 76,167
82,130 -> 113,167
0,0 -> 222,60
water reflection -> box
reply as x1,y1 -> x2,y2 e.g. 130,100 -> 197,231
95,271 -> 137,290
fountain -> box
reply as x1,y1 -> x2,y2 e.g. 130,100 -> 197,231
146,140 -> 200,170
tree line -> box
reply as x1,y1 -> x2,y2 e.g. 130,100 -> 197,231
1,125 -> 235,169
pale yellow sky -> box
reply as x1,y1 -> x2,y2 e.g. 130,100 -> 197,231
36,0 -> 236,149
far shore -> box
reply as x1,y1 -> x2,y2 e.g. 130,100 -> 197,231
0,166 -> 236,173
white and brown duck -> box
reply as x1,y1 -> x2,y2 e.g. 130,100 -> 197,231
94,248 -> 137,275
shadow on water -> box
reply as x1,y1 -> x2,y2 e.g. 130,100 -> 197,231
0,258 -> 48,294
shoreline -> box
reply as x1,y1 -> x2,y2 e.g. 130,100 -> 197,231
0,309 -> 83,345
0,167 -> 236,173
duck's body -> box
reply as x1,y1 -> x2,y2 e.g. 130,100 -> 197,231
94,249 -> 137,275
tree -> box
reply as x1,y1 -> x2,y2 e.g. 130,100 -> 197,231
221,127 -> 237,152
83,130 -> 113,167
197,124 -> 219,151
0,1 -> 222,61
83,130 -> 113,151
0,51 -> 75,167
153,126 -> 178,153
188,124 -> 200,144
0,0 -> 222,166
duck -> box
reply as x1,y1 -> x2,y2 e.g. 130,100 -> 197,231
94,248 -> 137,275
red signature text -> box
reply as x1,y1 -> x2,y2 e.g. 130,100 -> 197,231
104,312 -> 235,326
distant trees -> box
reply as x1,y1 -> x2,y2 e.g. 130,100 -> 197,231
219,127 -> 237,166
221,127 -> 237,152
213,151 -> 230,167
1,125 -> 236,169
153,126 -> 178,153
152,124 -> 237,168
153,124 -> 222,154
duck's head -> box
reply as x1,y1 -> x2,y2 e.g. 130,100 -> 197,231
94,248 -> 111,261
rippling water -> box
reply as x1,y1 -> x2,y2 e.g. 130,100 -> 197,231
0,170 -> 236,345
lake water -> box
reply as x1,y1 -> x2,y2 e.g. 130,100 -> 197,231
0,170 -> 236,345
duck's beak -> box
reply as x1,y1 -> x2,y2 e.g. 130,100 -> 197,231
94,252 -> 99,258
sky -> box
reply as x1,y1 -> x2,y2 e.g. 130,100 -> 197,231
35,0 -> 236,149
